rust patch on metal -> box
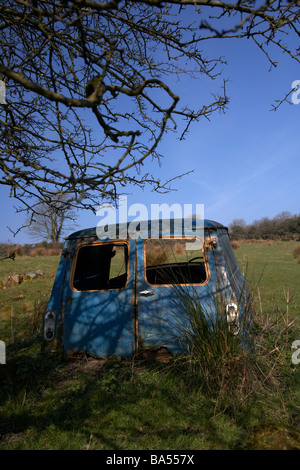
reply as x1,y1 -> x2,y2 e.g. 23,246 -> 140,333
203,236 -> 217,250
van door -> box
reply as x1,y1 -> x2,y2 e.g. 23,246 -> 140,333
61,239 -> 137,358
136,236 -> 215,354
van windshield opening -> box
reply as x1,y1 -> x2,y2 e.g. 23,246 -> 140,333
73,243 -> 128,291
144,238 -> 207,285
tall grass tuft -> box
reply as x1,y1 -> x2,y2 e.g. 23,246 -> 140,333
231,241 -> 240,250
169,286 -> 250,392
167,283 -> 291,415
292,245 -> 300,263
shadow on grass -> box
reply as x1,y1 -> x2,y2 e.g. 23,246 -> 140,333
1,340 -> 300,450
0,343 -> 126,448
0,343 -> 246,450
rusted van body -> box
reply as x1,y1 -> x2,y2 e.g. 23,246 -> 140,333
42,219 -> 252,358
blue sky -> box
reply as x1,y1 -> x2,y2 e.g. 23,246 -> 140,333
1,18 -> 299,244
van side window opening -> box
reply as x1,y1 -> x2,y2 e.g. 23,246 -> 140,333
145,238 -> 207,285
73,243 -> 128,291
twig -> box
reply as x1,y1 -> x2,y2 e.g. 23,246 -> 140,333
0,252 -> 16,262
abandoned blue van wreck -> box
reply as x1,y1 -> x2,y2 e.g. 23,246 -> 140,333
42,219 -> 252,359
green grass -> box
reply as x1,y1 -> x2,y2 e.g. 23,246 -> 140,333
0,355 -> 250,450
0,255 -> 60,279
234,240 -> 300,322
0,256 -> 60,347
0,245 -> 300,450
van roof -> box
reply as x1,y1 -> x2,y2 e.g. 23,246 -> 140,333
66,219 -> 227,240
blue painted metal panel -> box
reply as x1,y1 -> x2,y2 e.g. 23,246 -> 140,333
136,265 -> 217,354
56,238 -> 136,357
135,229 -> 229,354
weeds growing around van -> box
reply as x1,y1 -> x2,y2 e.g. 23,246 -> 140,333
0,242 -> 299,449
165,284 -> 253,398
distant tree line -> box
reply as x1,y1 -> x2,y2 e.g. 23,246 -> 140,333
229,212 -> 300,241
0,241 -> 64,259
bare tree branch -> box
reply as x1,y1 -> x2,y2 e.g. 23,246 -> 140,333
0,0 -> 299,226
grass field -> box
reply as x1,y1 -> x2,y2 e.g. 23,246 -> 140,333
0,242 -> 299,450
0,256 -> 60,345
234,240 -> 300,323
